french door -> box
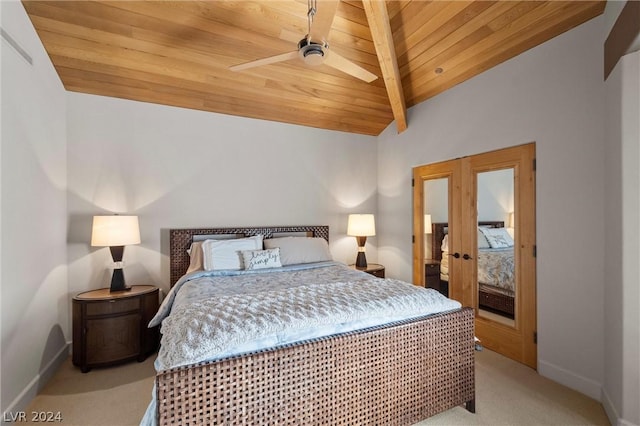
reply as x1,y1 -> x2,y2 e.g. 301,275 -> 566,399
413,143 -> 537,369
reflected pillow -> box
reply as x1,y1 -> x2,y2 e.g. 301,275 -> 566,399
479,227 -> 513,248
441,234 -> 449,252
477,229 -> 491,249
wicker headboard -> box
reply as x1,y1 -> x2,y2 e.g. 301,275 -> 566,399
432,221 -> 504,261
169,225 -> 329,286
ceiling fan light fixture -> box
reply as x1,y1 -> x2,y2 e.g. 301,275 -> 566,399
298,38 -> 325,66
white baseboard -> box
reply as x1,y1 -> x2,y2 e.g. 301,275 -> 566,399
603,389 -> 640,426
1,342 -> 69,425
538,358 -> 602,401
602,388 -> 620,426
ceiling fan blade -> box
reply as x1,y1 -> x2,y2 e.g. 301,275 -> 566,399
324,50 -> 378,83
230,51 -> 298,72
309,0 -> 339,41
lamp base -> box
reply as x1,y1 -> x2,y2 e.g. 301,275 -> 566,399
109,245 -> 131,292
110,268 -> 131,292
355,252 -> 368,269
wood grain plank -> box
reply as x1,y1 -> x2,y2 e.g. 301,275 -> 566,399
400,1 -> 538,77
406,1 -> 604,105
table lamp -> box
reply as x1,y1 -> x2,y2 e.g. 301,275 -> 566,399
91,215 -> 140,292
347,214 -> 375,269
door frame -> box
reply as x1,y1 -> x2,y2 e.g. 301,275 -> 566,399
412,143 -> 537,369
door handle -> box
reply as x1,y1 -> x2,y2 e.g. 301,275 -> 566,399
449,252 -> 460,259
463,253 -> 473,260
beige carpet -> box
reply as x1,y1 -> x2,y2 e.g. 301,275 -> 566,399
23,349 -> 609,425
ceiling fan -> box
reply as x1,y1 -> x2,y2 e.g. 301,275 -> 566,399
229,0 -> 378,83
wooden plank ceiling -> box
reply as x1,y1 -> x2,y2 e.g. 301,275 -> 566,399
23,0 -> 605,136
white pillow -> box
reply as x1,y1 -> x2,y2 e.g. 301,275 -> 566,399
263,237 -> 332,266
241,248 -> 282,270
477,229 -> 491,249
202,235 -> 263,270
479,227 -> 513,249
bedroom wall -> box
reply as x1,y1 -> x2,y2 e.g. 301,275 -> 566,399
603,3 -> 640,424
604,48 -> 640,426
1,1 -> 68,416
377,15 -> 606,401
66,93 -> 378,297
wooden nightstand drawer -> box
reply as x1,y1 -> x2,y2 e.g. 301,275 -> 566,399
86,298 -> 139,316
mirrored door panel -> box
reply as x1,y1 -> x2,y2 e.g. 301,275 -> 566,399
413,159 -> 462,302
424,178 -> 449,296
476,168 -> 516,328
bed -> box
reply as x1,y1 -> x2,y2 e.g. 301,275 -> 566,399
146,225 -> 475,425
433,222 -> 515,318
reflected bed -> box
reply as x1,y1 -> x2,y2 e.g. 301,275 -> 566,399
433,222 -> 515,317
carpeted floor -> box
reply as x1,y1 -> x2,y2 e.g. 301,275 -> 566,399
22,349 -> 610,425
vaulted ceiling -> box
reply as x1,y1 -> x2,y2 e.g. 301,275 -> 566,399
23,0 -> 605,136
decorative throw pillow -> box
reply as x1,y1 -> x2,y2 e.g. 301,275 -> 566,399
241,248 -> 282,270
479,227 -> 513,249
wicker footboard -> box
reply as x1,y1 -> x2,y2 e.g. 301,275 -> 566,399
156,307 -> 475,425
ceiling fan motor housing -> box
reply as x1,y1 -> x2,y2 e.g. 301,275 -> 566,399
298,38 -> 326,66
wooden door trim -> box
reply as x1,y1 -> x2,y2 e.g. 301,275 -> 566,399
413,143 -> 537,369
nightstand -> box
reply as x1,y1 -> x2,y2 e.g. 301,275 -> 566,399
350,263 -> 385,278
72,285 -> 160,373
425,260 -> 447,296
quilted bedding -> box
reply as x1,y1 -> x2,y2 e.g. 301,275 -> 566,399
151,261 -> 461,371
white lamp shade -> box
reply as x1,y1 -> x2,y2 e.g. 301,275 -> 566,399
424,214 -> 432,234
347,214 -> 376,237
91,215 -> 141,247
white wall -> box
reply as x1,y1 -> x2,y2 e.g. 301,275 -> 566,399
377,16 -> 606,400
66,94 -> 378,296
603,3 -> 640,424
1,1 -> 68,415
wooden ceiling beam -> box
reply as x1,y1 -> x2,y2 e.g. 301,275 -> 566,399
362,0 -> 407,134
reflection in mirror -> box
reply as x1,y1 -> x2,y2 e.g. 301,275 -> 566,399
476,169 -> 516,327
424,178 -> 448,296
